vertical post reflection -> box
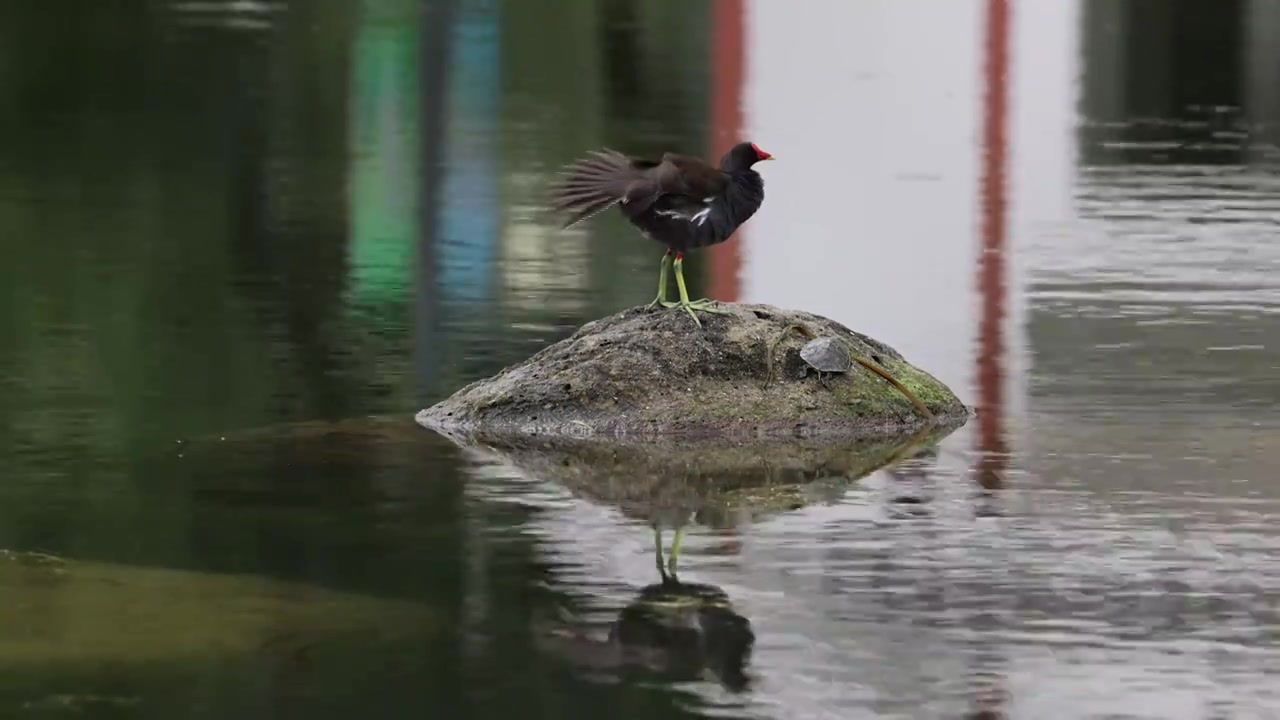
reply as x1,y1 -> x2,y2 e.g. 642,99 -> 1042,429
705,0 -> 746,558
436,0 -> 500,307
1245,0 -> 1280,145
706,0 -> 745,304
348,0 -> 422,309
413,0 -> 457,405
971,2 -> 1012,714
975,0 -> 1010,490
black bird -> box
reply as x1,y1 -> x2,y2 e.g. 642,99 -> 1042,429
550,141 -> 774,326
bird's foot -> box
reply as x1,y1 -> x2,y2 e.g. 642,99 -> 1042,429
652,299 -> 713,309
684,298 -> 728,312
676,298 -> 730,327
647,294 -> 692,310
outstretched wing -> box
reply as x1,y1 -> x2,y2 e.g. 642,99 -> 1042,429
549,149 -> 660,229
549,147 -> 737,250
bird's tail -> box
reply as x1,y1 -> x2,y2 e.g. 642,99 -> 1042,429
549,149 -> 642,229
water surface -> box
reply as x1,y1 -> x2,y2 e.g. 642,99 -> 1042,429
2,1 -> 1279,718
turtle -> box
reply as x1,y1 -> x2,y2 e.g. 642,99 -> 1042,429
798,336 -> 852,387
764,325 -> 934,418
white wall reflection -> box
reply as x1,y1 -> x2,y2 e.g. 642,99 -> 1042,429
742,0 -> 983,397
740,0 -> 1078,428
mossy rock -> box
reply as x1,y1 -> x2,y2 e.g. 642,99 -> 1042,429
0,552 -> 434,671
417,302 -> 970,440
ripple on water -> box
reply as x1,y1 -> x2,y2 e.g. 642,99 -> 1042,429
1032,165 -> 1280,316
453,424 -> 1280,718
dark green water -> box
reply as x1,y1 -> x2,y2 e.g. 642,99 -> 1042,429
4,2 -> 1280,718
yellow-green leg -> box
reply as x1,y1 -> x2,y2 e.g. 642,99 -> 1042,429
667,525 -> 686,577
653,523 -> 689,582
653,525 -> 666,577
646,251 -> 673,309
672,253 -> 729,327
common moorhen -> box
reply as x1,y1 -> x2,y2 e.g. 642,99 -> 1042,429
550,141 -> 773,326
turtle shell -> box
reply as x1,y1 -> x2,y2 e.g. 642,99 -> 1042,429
798,336 -> 852,373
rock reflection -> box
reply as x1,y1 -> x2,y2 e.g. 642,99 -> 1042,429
441,421 -> 961,529
443,423 -> 961,695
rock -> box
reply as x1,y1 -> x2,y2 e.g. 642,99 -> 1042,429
416,302 -> 971,441
0,554 -> 436,670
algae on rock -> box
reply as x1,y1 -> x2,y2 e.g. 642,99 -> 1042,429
417,302 -> 970,440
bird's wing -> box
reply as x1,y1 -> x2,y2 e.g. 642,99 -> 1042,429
659,153 -> 729,198
548,148 -> 729,235
550,149 -> 660,228
621,154 -> 726,215
619,157 -> 736,249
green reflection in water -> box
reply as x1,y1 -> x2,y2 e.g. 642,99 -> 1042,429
349,0 -> 421,310
0,1 -> 721,717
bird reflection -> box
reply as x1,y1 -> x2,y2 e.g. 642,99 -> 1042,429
539,525 -> 756,693
606,525 -> 755,691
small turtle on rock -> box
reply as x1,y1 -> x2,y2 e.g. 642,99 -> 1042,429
758,323 -> 935,418
798,336 -> 852,387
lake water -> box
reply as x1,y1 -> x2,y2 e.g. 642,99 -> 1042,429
3,1 -> 1280,718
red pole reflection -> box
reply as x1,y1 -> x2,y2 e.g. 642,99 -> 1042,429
976,0 -> 1009,490
708,0 -> 746,559
971,17 -> 1014,719
707,0 -> 745,303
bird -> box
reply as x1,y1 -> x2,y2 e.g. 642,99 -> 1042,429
549,141 -> 773,326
